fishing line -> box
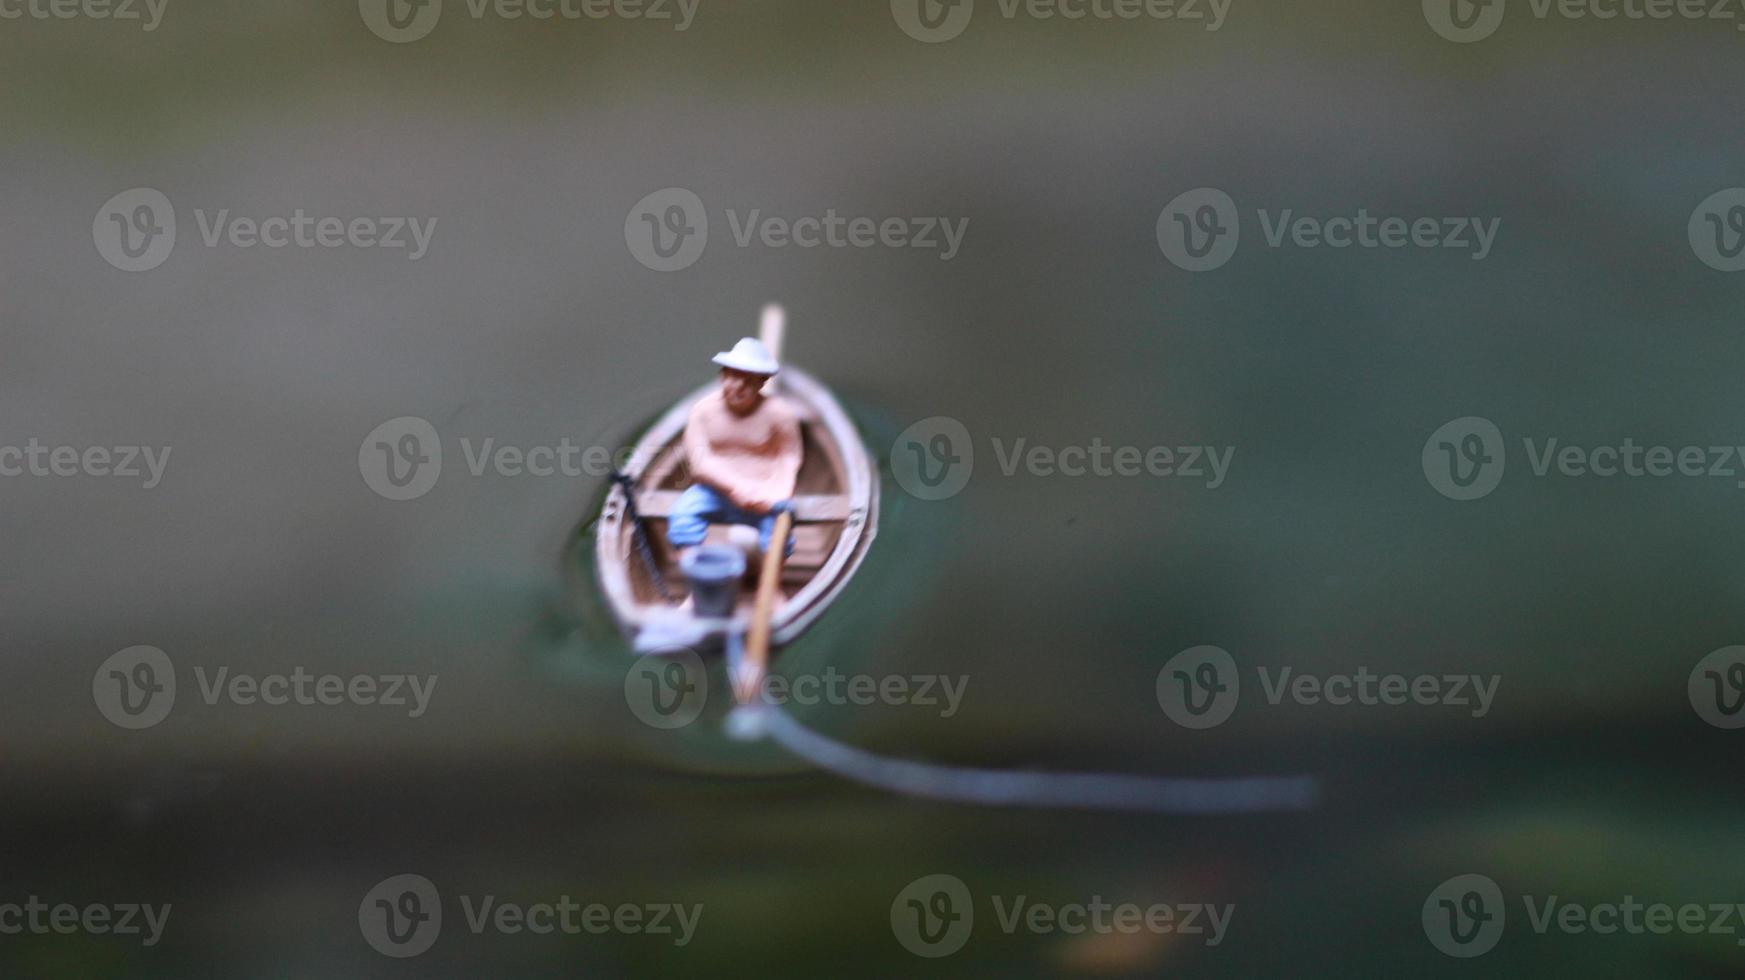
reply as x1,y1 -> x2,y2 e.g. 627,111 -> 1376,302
744,703 -> 1317,814
724,636 -> 1318,814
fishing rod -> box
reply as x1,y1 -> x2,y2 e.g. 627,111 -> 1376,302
609,468 -> 677,602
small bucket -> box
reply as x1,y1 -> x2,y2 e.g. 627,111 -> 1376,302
679,546 -> 746,618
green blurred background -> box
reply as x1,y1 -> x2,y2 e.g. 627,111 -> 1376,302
2,0 -> 1743,975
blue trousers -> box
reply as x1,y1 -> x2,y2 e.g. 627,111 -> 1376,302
666,484 -> 792,554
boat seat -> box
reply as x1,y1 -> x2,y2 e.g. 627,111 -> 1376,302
695,523 -> 834,573
634,490 -> 852,523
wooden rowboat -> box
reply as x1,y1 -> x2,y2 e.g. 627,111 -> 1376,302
595,309 -> 878,654
589,316 -> 1320,813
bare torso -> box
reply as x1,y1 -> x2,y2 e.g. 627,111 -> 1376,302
684,389 -> 802,512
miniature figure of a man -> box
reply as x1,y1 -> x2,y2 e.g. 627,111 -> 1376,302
668,337 -> 801,557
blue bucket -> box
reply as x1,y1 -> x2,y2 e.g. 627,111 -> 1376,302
679,545 -> 746,618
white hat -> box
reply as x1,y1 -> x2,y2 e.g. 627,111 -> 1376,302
711,337 -> 779,376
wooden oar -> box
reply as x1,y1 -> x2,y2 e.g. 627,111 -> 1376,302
731,301 -> 791,705
758,302 -> 785,396
734,507 -> 792,704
